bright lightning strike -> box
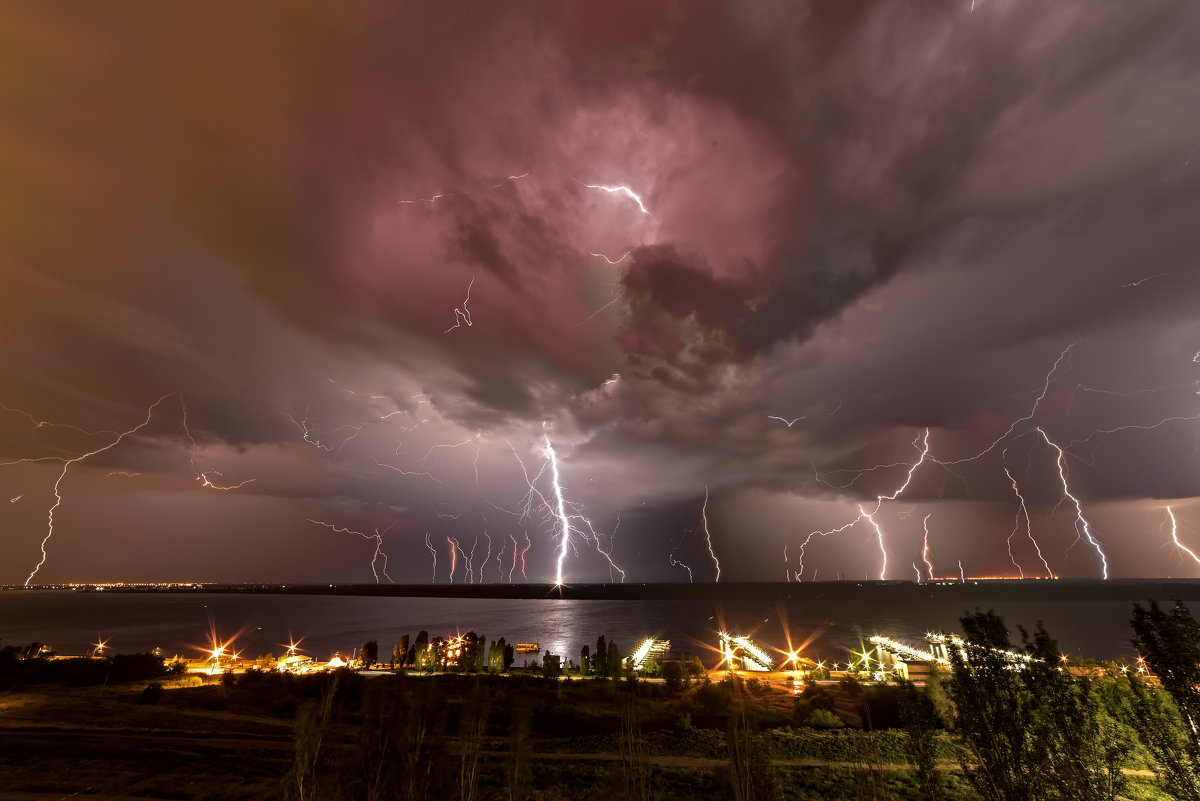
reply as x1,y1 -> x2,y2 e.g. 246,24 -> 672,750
700,486 -> 721,582
543,429 -> 572,586
1166,506 -> 1200,569
20,393 -> 174,586
590,250 -> 632,265
797,429 -> 930,582
308,519 -> 395,584
1002,453 -> 1055,578
670,533 -> 695,583
1037,427 -> 1108,579
767,416 -> 805,428
921,514 -> 935,581
424,532 -> 437,583
444,277 -> 475,333
582,183 -> 651,215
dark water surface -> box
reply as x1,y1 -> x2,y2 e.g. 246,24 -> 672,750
1,585 -> 1196,664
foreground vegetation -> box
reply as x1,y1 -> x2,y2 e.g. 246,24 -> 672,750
0,599 -> 1197,800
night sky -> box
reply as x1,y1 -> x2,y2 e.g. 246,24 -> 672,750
2,1 -> 1199,585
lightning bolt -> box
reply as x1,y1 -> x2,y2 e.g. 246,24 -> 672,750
921,514 -> 935,581
958,560 -> 966,583
447,536 -> 464,583
372,457 -> 442,485
285,409 -> 362,454
1038,427 -> 1108,579
308,519 -> 395,583
180,398 -> 255,491
421,434 -> 481,484
479,529 -> 492,583
582,183 -> 651,215
590,250 -> 632,265
464,535 -> 479,584
424,532 -> 437,583
508,431 -> 625,584
15,393 -> 175,586
913,562 -> 922,583
9,495 -> 21,503
517,531 -> 531,580
670,532 -> 695,583
936,342 -> 1078,466
543,429 -> 572,586
797,429 -> 930,582
1002,453 -> 1055,578
1166,506 -> 1200,570
700,486 -> 721,582
444,276 -> 475,333
767,416 -> 805,428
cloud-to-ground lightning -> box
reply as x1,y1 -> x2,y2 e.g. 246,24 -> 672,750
670,532 -> 695,583
543,430 -> 572,586
1166,506 -> 1200,570
700,486 -> 721,582
958,560 -> 966,583
581,183 -> 651,215
424,532 -> 437,583
444,277 -> 475,333
921,514 -> 935,581
308,519 -> 395,583
798,429 -> 930,581
1002,454 -> 1055,578
13,393 -> 175,586
507,431 -> 626,585
767,416 -> 805,428
446,536 -> 465,583
1037,427 -> 1109,579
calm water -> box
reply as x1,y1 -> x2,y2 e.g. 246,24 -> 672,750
2,588 -> 1192,665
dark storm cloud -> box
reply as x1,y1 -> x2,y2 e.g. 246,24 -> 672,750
1,0 -> 1198,583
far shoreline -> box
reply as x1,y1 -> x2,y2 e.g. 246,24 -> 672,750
7,577 -> 1200,603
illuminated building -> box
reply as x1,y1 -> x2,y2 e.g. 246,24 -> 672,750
717,632 -> 773,672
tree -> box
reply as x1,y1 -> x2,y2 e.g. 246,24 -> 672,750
503,641 -> 515,672
662,660 -> 686,692
542,653 -> 562,679
475,635 -> 488,672
359,639 -> 378,669
1128,599 -> 1200,800
392,635 -> 409,669
1022,624 -> 1128,801
607,640 -> 621,678
414,630 -> 429,670
898,681 -> 942,801
948,610 -> 1049,801
580,644 -> 590,677
1131,599 -> 1200,740
596,635 -> 608,677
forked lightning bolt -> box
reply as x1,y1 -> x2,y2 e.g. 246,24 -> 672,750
1166,506 -> 1200,570
308,519 -> 395,583
582,183 -> 651,215
1037,427 -> 1108,579
700,487 -> 721,582
445,277 -> 475,333
797,429 -> 930,581
11,393 -> 176,586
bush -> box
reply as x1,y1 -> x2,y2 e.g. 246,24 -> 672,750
806,708 -> 844,729
138,683 -> 164,705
